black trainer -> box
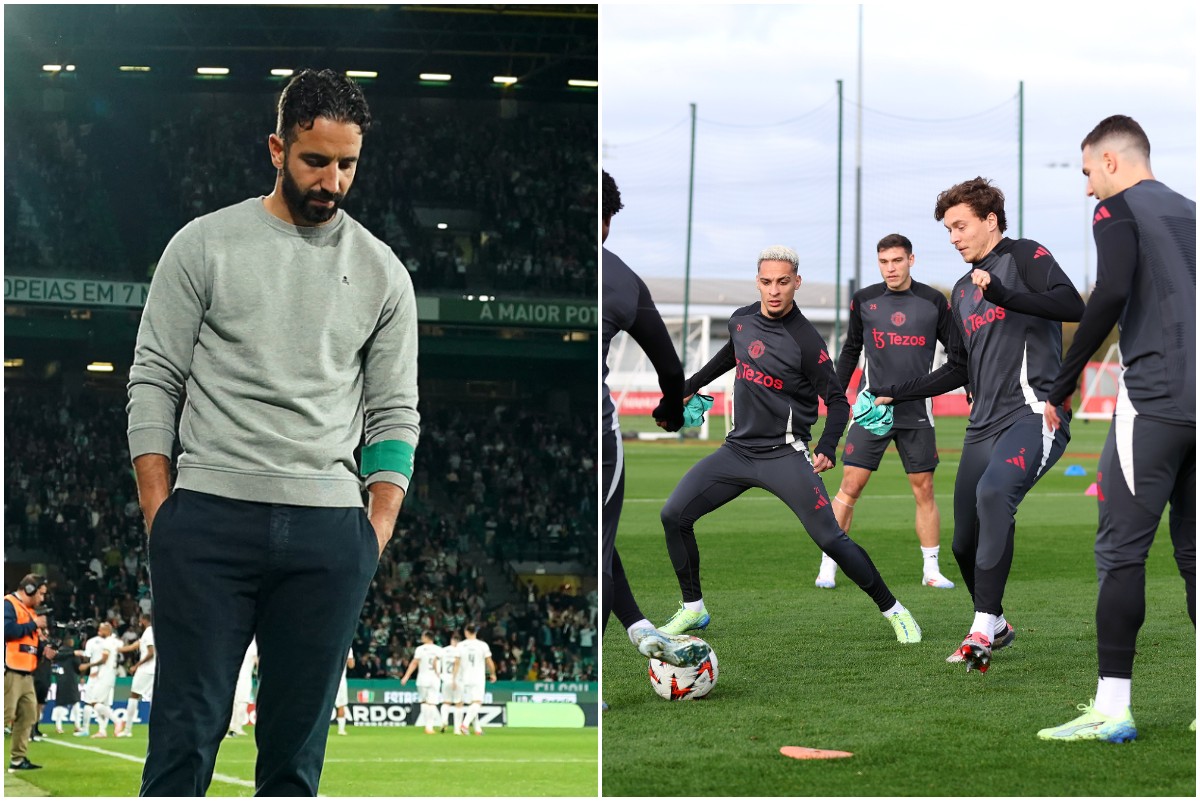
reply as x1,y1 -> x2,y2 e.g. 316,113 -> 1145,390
8,758 -> 43,772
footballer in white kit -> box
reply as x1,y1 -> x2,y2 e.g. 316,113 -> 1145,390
229,638 -> 257,736
438,633 -> 463,733
76,622 -> 120,737
334,649 -> 355,735
401,631 -> 442,733
115,614 -> 156,737
457,624 -> 496,735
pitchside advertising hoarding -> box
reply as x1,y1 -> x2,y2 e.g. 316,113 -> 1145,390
41,679 -> 598,729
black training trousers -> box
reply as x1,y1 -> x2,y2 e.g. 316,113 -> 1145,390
661,443 -> 897,612
1094,416 -> 1196,679
602,428 -> 648,633
952,412 -> 1069,616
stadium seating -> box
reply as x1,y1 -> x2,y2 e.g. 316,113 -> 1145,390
3,385 -> 596,681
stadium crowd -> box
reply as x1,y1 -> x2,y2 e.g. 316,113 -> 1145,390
3,385 -> 596,682
4,101 -> 596,298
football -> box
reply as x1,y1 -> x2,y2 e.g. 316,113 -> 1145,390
648,639 -> 718,700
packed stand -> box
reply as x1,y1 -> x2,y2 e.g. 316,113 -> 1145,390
4,385 -> 597,681
4,99 -> 596,298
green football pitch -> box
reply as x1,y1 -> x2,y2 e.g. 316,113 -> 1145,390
3,726 -> 597,797
602,416 -> 1196,797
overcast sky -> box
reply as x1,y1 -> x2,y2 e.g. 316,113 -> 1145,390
601,3 -> 1197,295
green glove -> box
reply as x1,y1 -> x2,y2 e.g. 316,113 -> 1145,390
852,390 -> 893,436
682,394 -> 714,428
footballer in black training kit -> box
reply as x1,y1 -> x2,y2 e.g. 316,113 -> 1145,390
655,245 -> 923,646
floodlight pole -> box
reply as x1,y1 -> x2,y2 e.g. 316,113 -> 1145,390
853,7 -> 863,296
835,80 -> 844,356
681,102 -> 697,398
1018,80 -> 1024,238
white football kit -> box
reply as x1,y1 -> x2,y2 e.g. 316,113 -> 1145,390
335,648 -> 353,708
439,643 -> 462,704
412,642 -> 441,704
83,635 -> 119,705
129,626 -> 156,701
457,638 -> 492,703
235,638 -> 258,705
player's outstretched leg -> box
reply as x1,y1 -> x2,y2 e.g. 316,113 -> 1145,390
765,449 -> 921,643
659,447 -> 748,634
816,466 -> 870,589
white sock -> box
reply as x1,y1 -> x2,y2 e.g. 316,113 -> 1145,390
993,614 -> 1009,635
881,601 -> 905,618
626,618 -> 653,645
920,546 -> 940,575
337,716 -> 346,733
95,704 -> 112,731
819,553 -> 838,575
683,599 -> 705,612
1094,677 -> 1132,717
72,703 -> 84,730
466,702 -> 482,729
440,704 -> 450,726
971,612 -> 997,639
125,697 -> 138,725
423,704 -> 438,728
455,707 -> 464,729
81,705 -> 93,732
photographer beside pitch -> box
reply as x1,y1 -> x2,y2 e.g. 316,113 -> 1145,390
5,575 -> 58,772
127,69 -> 419,795
1037,115 -> 1195,743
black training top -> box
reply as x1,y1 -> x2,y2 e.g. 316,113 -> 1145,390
871,237 -> 1084,442
684,302 -> 850,462
836,280 -> 959,429
1049,180 -> 1196,425
602,247 -> 685,435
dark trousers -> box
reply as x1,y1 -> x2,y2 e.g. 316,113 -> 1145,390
602,428 -> 647,633
142,489 -> 378,797
1095,417 -> 1196,678
661,443 -> 897,612
952,413 -> 1069,615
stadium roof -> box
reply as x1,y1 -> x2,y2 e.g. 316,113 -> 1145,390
3,4 -> 597,101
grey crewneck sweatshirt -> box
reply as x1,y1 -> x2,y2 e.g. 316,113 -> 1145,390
127,197 -> 420,506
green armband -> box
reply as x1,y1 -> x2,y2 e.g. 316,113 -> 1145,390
360,440 -> 416,479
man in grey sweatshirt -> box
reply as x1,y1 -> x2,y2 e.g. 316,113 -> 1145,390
127,69 -> 419,796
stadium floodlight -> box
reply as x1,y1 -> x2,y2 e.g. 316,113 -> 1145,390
419,73 -> 452,82
196,67 -> 230,76
86,362 -> 115,373
493,76 -> 518,86
346,70 -> 378,79
42,64 -> 63,72
436,223 -> 448,230
4,359 -> 24,368
119,66 -> 151,72
65,65 -> 76,72
271,68 -> 294,77
567,79 -> 598,88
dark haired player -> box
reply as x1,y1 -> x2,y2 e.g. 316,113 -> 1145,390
815,233 -> 958,591
602,170 -> 708,674
1038,116 -> 1194,742
657,245 -> 922,644
870,177 -> 1085,672
128,68 -> 419,794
